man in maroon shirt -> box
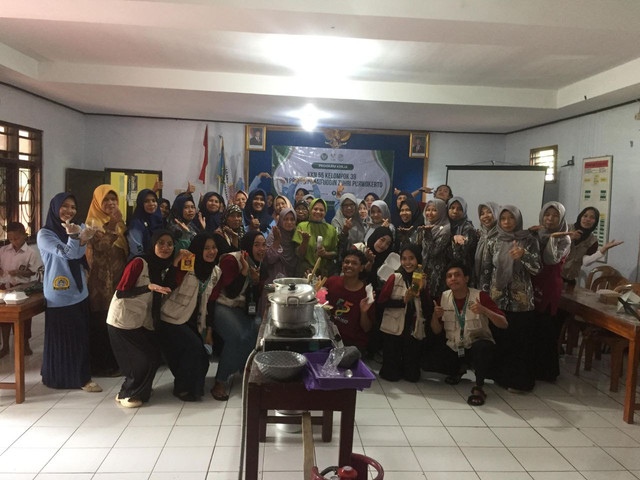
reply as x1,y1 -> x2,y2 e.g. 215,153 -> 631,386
431,261 -> 507,406
325,250 -> 375,351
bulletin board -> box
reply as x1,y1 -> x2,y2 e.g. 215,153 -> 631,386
579,156 -> 613,261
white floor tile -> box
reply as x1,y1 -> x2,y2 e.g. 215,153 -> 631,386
461,447 -> 523,471
403,426 -> 456,447
356,392 -> 391,408
209,446 -> 242,472
491,427 -> 550,447
395,408 -> 442,426
355,408 -> 398,426
358,425 -> 408,446
476,407 -> 529,427
0,447 -> 57,473
557,446 -> 624,471
534,427 -> 595,447
580,472 -> 638,480
220,408 -> 242,426
528,473 -> 585,480
509,447 -> 575,471
447,427 -> 502,447
387,393 -> 430,409
149,473 -> 207,480
92,474 -> 149,480
425,473 -> 479,480
34,408 -> 92,427
98,447 -> 162,472
115,426 -> 172,448
13,426 -> 75,449
41,448 -> 109,473
175,408 -> 223,426
435,409 -> 485,427
166,425 -> 219,447
581,428 -> 639,447
0,475 -> 35,480
35,474 -> 94,480
518,409 -> 572,428
64,426 -> 125,448
412,446 -> 473,471
261,472 -> 303,480
559,411 -> 615,428
602,447 -> 640,470
477,473 -> 533,480
128,407 -> 181,427
0,406 -> 48,426
426,394 -> 471,410
153,446 -> 214,472
0,425 -> 28,449
362,446 -> 421,471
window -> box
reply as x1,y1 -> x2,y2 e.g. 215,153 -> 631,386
0,122 -> 42,242
530,145 -> 557,183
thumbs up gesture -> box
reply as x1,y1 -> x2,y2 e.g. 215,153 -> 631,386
509,240 -> 524,259
250,215 -> 260,231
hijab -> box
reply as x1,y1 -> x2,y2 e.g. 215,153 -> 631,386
474,201 -> 500,280
537,201 -> 568,249
86,184 -> 128,253
398,196 -> 424,230
158,198 -> 171,226
146,229 -> 177,326
241,230 -> 264,266
294,200 -> 309,224
573,207 -> 600,245
199,192 -> 225,233
129,189 -> 164,252
189,232 -> 217,283
447,196 -> 472,235
168,193 -> 196,226
399,243 -> 423,283
495,205 -> 533,290
364,192 -> 380,204
331,193 -> 365,246
423,198 -> 451,242
367,226 -> 394,278
243,189 -> 271,233
369,200 -> 391,226
293,198 -> 338,267
43,192 -> 88,292
391,190 -> 413,226
267,208 -> 298,267
273,195 -> 292,217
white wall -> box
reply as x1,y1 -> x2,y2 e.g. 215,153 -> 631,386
506,103 -> 640,281
427,132 -> 508,190
0,84 -> 86,213
84,116 -> 245,202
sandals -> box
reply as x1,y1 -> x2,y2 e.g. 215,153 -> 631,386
467,386 -> 486,406
211,383 -> 229,401
115,394 -> 142,408
81,381 -> 103,393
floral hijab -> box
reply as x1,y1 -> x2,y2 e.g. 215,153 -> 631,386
86,184 -> 128,254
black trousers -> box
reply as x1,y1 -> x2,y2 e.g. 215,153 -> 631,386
380,332 -> 423,382
492,310 -> 536,392
108,325 -> 162,402
534,308 -> 562,382
440,339 -> 495,386
89,310 -> 119,375
156,321 -> 209,398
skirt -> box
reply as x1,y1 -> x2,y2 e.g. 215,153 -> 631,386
491,310 -> 536,392
41,299 -> 92,389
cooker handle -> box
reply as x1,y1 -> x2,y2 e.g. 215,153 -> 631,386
286,296 -> 301,306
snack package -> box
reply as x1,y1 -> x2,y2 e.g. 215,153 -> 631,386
180,253 -> 195,272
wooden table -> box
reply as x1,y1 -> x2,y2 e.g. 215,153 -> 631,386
559,287 -> 640,423
0,293 -> 45,403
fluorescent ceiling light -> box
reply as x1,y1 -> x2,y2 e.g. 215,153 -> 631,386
293,104 -> 324,131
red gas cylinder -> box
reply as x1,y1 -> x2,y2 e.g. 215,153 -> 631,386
337,465 -> 358,479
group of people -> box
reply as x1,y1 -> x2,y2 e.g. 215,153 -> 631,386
4,173 -> 622,408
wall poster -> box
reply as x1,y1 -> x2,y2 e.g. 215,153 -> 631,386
579,155 -> 613,262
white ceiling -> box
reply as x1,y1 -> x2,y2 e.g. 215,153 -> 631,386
1,0 -> 640,133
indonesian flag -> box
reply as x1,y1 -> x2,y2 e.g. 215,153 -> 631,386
198,125 -> 208,184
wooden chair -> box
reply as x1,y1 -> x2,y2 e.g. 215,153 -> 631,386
614,283 -> 640,296
573,268 -> 630,392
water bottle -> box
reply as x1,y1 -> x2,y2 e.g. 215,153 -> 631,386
316,235 -> 323,249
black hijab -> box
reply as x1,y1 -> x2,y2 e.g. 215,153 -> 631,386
168,193 -> 196,226
43,192 -> 88,292
367,226 -> 394,277
198,192 -> 225,233
391,190 -> 412,226
146,229 -> 177,326
243,189 -> 271,233
573,207 -> 600,245
129,189 -> 164,252
398,243 -> 423,284
398,197 -> 424,230
188,232 -> 217,283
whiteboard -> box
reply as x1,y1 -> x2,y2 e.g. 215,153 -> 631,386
446,166 -> 547,228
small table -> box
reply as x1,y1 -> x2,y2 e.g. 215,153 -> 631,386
0,293 -> 45,403
559,287 -> 640,423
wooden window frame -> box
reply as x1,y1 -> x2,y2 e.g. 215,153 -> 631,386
0,121 -> 42,243
529,145 -> 558,184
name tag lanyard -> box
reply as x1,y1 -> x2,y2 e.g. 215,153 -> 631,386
453,294 -> 469,356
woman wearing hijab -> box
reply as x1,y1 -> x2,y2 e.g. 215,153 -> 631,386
448,196 -> 479,285
243,189 -> 272,234
158,232 -> 221,401
377,244 -> 433,382
475,201 -> 500,293
270,195 -> 292,226
333,193 -> 366,266
168,193 -> 199,251
85,185 -> 129,376
363,192 -> 379,210
561,207 -> 623,284
37,193 -> 101,392
234,190 -> 248,210
210,231 -> 265,400
489,205 -> 541,392
197,192 -> 225,233
292,198 -> 338,278
106,230 -> 175,407
418,199 -> 453,297
158,198 -> 171,227
213,205 -> 245,255
294,200 -> 309,224
364,200 -> 395,243
394,196 -> 424,251
264,207 -> 299,284
127,189 -> 164,260
530,202 -> 571,382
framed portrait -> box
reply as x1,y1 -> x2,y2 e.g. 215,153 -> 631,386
409,132 -> 429,158
246,125 -> 266,151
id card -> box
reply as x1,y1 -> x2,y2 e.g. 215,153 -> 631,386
247,302 -> 257,316
180,253 -> 195,272
457,347 -> 465,358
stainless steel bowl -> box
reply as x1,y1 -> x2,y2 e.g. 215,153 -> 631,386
253,350 -> 308,381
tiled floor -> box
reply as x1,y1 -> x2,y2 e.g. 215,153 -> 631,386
2,314 -> 640,479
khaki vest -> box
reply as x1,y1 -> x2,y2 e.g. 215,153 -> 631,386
441,288 -> 494,351
380,273 -> 426,340
160,266 -> 220,332
106,259 -> 153,330
216,251 -> 249,309
562,230 -> 597,281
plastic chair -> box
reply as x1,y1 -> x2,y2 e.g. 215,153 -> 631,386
615,283 -> 640,296
586,266 -> 623,290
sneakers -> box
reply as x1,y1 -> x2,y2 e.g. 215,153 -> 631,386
81,381 -> 103,393
115,394 -> 142,408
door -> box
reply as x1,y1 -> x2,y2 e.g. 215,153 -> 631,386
106,169 -> 162,222
65,168 -> 107,224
